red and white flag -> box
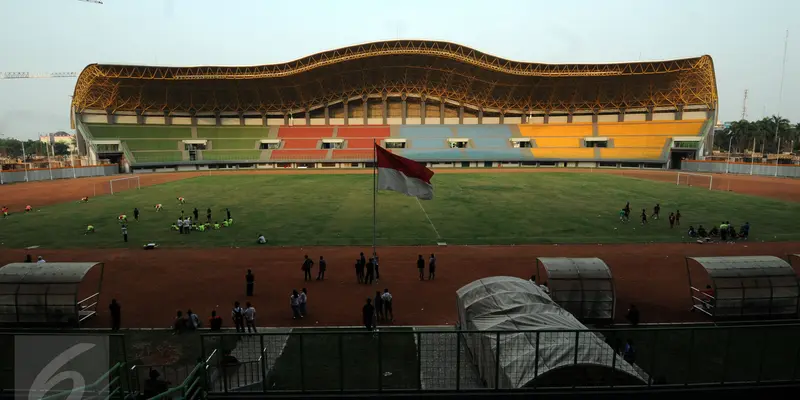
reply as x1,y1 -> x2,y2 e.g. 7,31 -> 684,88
375,144 -> 434,200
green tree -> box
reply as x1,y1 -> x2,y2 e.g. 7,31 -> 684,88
53,142 -> 70,156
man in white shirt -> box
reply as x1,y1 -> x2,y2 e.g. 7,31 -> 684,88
36,256 -> 46,264
177,218 -> 184,234
257,234 -> 267,244
298,288 -> 308,317
244,302 -> 256,333
184,217 -> 191,234
381,289 -> 393,321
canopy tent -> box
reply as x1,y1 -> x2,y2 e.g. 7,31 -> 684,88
535,257 -> 615,321
686,256 -> 799,318
456,276 -> 647,388
0,262 -> 105,326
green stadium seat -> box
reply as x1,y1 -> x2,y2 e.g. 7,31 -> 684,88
202,150 -> 262,161
124,140 -> 180,151
210,140 -> 258,150
197,127 -> 270,139
87,125 -> 192,139
132,151 -> 183,163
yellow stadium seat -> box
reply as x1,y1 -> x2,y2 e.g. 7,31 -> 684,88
599,148 -> 664,159
535,138 -> 582,147
531,148 -> 595,159
519,123 -> 593,137
597,120 -> 704,136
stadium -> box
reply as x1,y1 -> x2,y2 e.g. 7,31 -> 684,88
71,40 -> 718,171
3,40 -> 800,399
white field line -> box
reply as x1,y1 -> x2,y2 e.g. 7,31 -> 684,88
415,197 -> 442,239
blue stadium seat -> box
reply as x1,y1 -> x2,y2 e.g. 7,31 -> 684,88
471,137 -> 510,148
397,127 -> 452,139
408,138 -> 448,149
456,126 -> 513,138
464,149 -> 534,160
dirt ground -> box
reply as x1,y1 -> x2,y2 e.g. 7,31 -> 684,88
2,168 -> 799,328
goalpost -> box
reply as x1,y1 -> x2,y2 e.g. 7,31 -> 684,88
676,172 -> 713,190
94,176 -> 141,196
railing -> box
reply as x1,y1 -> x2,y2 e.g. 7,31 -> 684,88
149,362 -> 205,400
689,286 -> 715,316
201,323 -> 800,394
40,362 -> 126,400
77,292 -> 100,322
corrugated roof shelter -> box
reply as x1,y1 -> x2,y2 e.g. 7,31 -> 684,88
456,276 -> 647,388
685,256 -> 799,318
0,262 -> 105,326
535,257 -> 615,321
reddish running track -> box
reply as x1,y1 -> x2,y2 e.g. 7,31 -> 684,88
1,169 -> 799,328
1,242 -> 798,328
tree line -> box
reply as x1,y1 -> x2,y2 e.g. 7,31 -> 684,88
0,138 -> 72,160
713,116 -> 800,154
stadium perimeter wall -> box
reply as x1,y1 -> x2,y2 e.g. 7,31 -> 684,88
0,165 -> 118,184
683,160 -> 800,178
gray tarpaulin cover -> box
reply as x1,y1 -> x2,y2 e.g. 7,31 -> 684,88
456,276 -> 647,388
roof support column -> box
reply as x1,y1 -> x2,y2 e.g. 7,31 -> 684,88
440,98 -> 446,125
214,110 -> 221,126
324,104 -> 330,125
592,108 -> 599,136
458,103 -> 464,124
401,94 -> 407,125
164,110 -> 171,126
105,108 -> 113,124
645,106 -> 654,121
239,112 -> 245,126
305,108 -> 311,126
261,112 -> 267,127
420,95 -> 427,125
676,105 -> 684,121
381,93 -> 388,125
618,108 -> 626,122
499,110 -> 505,125
283,112 -> 289,126
567,107 -> 574,123
521,109 -> 528,124
362,95 -> 369,125
543,111 -> 549,124
342,98 -> 349,126
190,110 -> 197,126
135,108 -> 143,125
478,108 -> 483,125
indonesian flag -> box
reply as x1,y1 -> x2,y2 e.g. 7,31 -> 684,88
375,144 -> 435,200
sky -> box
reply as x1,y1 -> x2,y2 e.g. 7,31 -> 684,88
1,0 -> 798,140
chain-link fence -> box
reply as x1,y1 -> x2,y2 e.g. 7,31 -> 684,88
200,323 -> 800,394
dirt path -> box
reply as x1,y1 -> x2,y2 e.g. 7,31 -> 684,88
3,241 -> 798,328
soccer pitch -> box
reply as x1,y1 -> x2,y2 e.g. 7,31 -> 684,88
1,172 -> 799,249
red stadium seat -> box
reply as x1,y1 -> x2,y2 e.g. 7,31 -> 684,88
345,139 -> 377,149
282,139 -> 320,149
270,150 -> 328,161
337,126 -> 390,138
331,150 -> 374,160
278,127 -> 334,138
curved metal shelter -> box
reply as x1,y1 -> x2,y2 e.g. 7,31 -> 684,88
0,262 -> 105,326
456,276 -> 647,388
535,257 -> 615,321
685,256 -> 800,318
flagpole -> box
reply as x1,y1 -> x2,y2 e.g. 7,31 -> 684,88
372,139 -> 377,259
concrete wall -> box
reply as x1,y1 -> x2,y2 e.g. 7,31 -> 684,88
0,165 -> 118,184
172,117 -> 192,125
653,112 -> 676,121
684,111 -> 708,120
82,114 -> 106,123
144,116 -> 166,125
682,161 -> 800,178
573,115 -> 593,123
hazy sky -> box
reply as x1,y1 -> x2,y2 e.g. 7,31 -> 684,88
1,0 -> 798,139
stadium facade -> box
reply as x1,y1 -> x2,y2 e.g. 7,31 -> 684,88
70,40 -> 718,172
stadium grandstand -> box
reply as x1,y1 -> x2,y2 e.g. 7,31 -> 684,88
70,40 -> 718,172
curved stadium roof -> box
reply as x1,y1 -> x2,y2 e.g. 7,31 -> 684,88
72,40 -> 718,116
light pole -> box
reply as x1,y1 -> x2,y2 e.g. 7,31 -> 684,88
725,136 -> 733,174
21,142 -> 29,182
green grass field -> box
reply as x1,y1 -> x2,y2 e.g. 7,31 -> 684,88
1,172 -> 799,248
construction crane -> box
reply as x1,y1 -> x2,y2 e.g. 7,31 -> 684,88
77,0 -> 103,4
0,72 -> 78,80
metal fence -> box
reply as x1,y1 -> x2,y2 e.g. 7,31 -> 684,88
683,160 -> 800,178
200,323 -> 800,394
0,165 -> 119,184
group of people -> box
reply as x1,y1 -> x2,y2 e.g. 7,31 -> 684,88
362,289 -> 395,330
354,252 -> 379,284
687,221 -> 750,242
170,207 -> 234,233
619,202 -> 682,228
417,254 -> 437,280
1,204 -> 33,218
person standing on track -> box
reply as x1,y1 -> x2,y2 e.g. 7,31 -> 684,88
231,301 -> 245,332
316,256 -> 327,280
244,302 -> 256,333
428,253 -> 437,280
417,255 -> 425,281
109,299 -> 121,331
355,258 -> 364,283
382,289 -> 394,322
302,255 -> 314,282
373,254 -> 380,282
365,258 -> 375,284
374,291 -> 384,322
362,298 -> 375,331
245,269 -> 255,297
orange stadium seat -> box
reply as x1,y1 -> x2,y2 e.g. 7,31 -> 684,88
346,139 -> 378,149
337,126 -> 390,138
598,120 -> 705,136
331,150 -> 374,160
612,136 -> 669,148
535,138 -> 582,148
519,123 -> 593,137
278,127 -> 334,138
270,150 -> 328,161
282,139 -> 320,149
599,148 -> 664,159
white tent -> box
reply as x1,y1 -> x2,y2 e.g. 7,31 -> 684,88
456,276 -> 647,388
